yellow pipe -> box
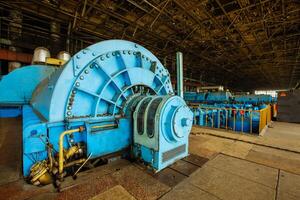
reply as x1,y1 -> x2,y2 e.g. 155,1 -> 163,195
92,124 -> 117,129
58,124 -> 116,178
59,127 -> 84,177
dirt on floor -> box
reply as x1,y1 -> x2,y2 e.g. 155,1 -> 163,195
1,119 -> 300,200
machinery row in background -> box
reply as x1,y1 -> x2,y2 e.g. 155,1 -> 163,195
0,40 -> 193,188
183,91 -> 276,135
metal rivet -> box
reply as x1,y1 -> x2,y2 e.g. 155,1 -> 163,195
68,106 -> 72,110
76,55 -> 80,59
84,70 -> 89,74
72,90 -> 76,94
123,50 -> 126,54
142,55 -> 145,58
106,53 -> 110,58
67,111 -> 71,116
133,52 -> 136,55
80,76 -> 84,80
92,52 -> 96,56
146,57 -> 149,61
128,50 -> 131,54
76,65 -> 80,69
75,82 -> 80,87
100,56 -> 104,61
83,50 -> 86,54
112,52 -> 116,56
135,44 -> 138,48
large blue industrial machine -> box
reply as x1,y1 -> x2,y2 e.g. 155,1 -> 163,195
0,40 -> 193,186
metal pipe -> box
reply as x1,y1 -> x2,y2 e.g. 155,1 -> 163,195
241,112 -> 244,132
198,86 -> 224,91
47,145 -> 53,170
205,108 -> 208,126
225,109 -> 228,130
250,111 -> 253,134
58,127 -> 84,177
73,153 -> 92,178
211,112 -> 214,128
92,124 -> 117,129
233,110 -> 236,131
66,22 -> 71,52
58,124 -> 116,178
218,109 -> 220,128
176,52 -> 183,98
64,158 -> 86,168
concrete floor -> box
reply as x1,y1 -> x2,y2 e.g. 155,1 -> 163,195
0,119 -> 300,200
0,117 -> 22,185
190,122 -> 300,174
161,154 -> 300,200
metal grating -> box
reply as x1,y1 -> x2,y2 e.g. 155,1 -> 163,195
162,144 -> 186,163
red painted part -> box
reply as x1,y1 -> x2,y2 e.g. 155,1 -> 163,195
0,49 -> 32,64
278,91 -> 287,97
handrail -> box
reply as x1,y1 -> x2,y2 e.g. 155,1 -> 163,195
192,105 -> 272,135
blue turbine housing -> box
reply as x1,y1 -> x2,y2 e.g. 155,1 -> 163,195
3,40 -> 193,182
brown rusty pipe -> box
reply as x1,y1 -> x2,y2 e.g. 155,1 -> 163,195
64,158 -> 86,168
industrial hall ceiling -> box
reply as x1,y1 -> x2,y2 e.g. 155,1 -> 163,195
0,0 -> 299,90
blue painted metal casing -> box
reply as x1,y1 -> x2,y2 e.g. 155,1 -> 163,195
184,91 -> 232,104
22,105 -> 132,176
132,95 -> 193,171
0,65 -> 56,105
31,40 -> 174,122
19,39 -> 193,177
183,92 -> 197,102
184,92 -> 207,103
206,91 -> 232,103
23,105 -> 48,176
234,94 -> 273,104
0,106 -> 22,117
0,65 -> 56,118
